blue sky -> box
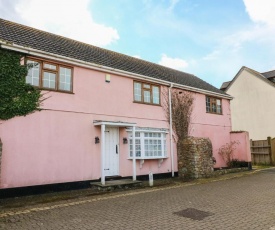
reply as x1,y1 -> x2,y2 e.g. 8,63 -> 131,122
1,0 -> 275,88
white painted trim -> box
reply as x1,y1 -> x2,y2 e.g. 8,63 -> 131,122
0,42 -> 233,99
140,159 -> 144,169
128,131 -> 167,159
158,158 -> 164,168
126,129 -> 168,133
101,124 -> 106,185
132,126 -> 136,181
94,120 -> 136,127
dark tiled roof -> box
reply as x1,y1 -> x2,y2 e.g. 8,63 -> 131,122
0,18 -> 226,95
220,81 -> 231,91
261,70 -> 275,79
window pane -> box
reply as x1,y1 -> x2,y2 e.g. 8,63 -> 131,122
129,131 -> 166,158
144,90 -> 151,103
43,71 -> 56,89
206,97 -> 222,114
59,67 -> 72,91
129,132 -> 140,138
134,82 -> 142,101
44,63 -> 57,70
217,102 -> 222,114
152,86 -> 160,104
143,84 -> 150,89
129,132 -> 141,158
206,97 -> 210,112
26,60 -> 40,86
212,103 -> 217,113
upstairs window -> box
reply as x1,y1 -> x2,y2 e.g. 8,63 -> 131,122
134,81 -> 160,105
206,96 -> 222,114
26,59 -> 73,92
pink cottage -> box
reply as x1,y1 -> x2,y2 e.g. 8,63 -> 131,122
0,18 -> 250,190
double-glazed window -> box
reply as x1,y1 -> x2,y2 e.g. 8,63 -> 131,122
206,96 -> 222,114
26,59 -> 73,92
128,131 -> 167,159
134,81 -> 160,105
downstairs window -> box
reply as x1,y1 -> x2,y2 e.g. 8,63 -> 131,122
128,129 -> 167,159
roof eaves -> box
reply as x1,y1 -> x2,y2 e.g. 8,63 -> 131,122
0,41 -> 232,99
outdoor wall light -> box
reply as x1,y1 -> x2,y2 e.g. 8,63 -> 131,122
105,74 -> 111,83
95,136 -> 100,144
123,137 -> 128,144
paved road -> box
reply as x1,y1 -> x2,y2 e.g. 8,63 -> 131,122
1,169 -> 275,229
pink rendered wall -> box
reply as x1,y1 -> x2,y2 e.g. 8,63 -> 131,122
190,93 -> 232,167
0,62 -> 235,189
230,131 -> 251,162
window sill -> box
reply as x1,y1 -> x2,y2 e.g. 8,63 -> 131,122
30,85 -> 74,94
133,101 -> 161,106
41,88 -> 75,95
128,157 -> 168,169
206,111 -> 223,115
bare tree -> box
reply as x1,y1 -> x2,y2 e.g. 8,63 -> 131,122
163,88 -> 194,142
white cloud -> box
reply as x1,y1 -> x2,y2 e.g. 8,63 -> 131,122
203,50 -> 221,61
0,0 -> 21,22
159,54 -> 188,70
12,0 -> 119,47
243,0 -> 275,26
168,0 -> 180,12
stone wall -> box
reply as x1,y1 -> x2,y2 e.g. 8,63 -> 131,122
178,137 -> 214,179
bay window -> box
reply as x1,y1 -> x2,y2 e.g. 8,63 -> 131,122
128,129 -> 167,159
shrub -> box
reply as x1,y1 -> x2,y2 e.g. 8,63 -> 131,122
218,141 -> 239,168
229,159 -> 248,168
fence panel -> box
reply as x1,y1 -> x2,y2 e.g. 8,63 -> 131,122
271,138 -> 275,164
250,138 -> 271,165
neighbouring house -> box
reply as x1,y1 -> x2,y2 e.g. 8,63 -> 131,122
221,66 -> 275,140
0,18 -> 250,190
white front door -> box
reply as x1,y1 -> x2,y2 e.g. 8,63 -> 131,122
104,127 -> 119,176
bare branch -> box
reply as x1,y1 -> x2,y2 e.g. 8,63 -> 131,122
162,88 -> 194,142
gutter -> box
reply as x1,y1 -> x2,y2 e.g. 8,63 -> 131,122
0,42 -> 233,100
169,83 -> 174,177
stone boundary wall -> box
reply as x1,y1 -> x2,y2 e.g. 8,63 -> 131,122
212,167 -> 249,176
178,137 -> 214,179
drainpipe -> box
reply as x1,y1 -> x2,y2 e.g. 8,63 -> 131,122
169,84 -> 174,177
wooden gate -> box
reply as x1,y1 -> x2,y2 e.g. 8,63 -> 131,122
250,137 -> 275,165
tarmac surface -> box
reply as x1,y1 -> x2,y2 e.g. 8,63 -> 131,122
1,168 -> 275,229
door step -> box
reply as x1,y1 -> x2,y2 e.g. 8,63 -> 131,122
105,175 -> 122,181
90,179 -> 142,191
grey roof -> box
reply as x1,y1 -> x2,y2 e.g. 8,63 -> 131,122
0,18 -> 226,95
261,70 -> 275,79
220,81 -> 231,91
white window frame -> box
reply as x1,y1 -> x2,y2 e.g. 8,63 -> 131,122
127,128 -> 167,159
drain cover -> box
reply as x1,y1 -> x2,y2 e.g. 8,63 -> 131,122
174,208 -> 213,220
